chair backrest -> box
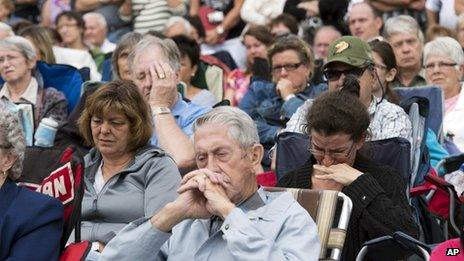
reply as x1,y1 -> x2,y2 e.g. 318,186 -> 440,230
275,132 -> 411,183
17,146 -> 85,249
395,86 -> 444,140
100,53 -> 113,82
275,132 -> 310,180
264,187 -> 353,260
400,98 -> 432,186
365,137 -> 411,185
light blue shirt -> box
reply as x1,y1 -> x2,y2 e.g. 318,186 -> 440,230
101,188 -> 320,260
150,94 -> 211,145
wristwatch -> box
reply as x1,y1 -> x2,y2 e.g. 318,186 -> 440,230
216,25 -> 225,35
152,107 -> 171,116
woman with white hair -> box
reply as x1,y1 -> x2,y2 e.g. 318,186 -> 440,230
0,101 -> 63,260
424,36 -> 464,151
0,36 -> 68,129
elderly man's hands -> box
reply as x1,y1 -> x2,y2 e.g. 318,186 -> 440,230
177,169 -> 236,219
313,164 -> 363,186
148,61 -> 178,108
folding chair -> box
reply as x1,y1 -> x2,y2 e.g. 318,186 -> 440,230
17,146 -> 85,249
264,187 -> 353,261
395,86 -> 444,140
275,132 -> 411,183
355,231 -> 431,261
411,170 -> 462,239
275,132 -> 310,180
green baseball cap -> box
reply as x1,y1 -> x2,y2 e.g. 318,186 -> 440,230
324,36 -> 373,69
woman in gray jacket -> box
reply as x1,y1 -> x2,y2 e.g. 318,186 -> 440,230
77,80 -> 181,254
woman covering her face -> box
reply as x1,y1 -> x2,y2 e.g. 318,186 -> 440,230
278,91 -> 419,260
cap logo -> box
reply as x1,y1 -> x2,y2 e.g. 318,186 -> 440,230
334,41 -> 349,54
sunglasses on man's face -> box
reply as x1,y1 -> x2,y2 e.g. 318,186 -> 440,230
323,67 -> 366,81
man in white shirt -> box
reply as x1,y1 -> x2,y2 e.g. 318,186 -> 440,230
83,12 -> 115,54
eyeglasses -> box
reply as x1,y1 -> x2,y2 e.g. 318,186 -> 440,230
309,141 -> 355,160
423,62 -> 457,71
374,63 -> 388,70
272,62 -> 303,74
323,67 -> 366,81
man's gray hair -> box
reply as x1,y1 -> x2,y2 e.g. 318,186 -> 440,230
0,36 -> 37,61
83,12 -> 108,29
423,36 -> 464,65
0,102 -> 25,180
193,107 -> 259,149
383,15 -> 424,44
164,16 -> 192,36
128,36 -> 181,72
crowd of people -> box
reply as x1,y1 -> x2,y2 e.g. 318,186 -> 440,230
1,0 -> 464,260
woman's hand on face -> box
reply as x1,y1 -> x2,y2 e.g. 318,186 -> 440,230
275,78 -> 296,100
313,164 -> 363,186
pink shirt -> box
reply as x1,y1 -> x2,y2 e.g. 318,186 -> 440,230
445,94 -> 460,115
431,238 -> 464,260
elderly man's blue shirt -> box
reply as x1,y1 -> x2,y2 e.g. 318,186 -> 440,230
150,94 -> 211,145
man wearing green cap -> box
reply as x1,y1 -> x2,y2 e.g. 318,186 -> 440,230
284,35 -> 412,142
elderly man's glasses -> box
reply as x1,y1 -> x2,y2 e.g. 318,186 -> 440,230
272,62 -> 303,74
309,141 -> 355,160
323,67 -> 366,81
423,62 -> 457,71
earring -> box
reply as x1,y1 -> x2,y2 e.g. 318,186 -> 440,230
191,72 -> 196,77
1,170 -> 6,179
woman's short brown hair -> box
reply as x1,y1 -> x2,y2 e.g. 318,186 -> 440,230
268,35 -> 314,77
78,80 -> 152,152
305,91 -> 370,142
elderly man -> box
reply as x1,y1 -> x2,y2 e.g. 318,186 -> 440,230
313,26 -> 341,62
347,1 -> 383,42
129,36 -> 210,170
384,15 -> 427,87
83,12 -> 115,54
285,36 -> 412,142
100,106 -> 320,260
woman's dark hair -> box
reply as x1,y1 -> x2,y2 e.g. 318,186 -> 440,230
78,80 -> 153,152
243,25 -> 274,47
186,15 -> 205,39
269,13 -> 299,35
171,35 -> 200,66
55,11 -> 85,30
305,91 -> 370,142
368,40 -> 401,105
